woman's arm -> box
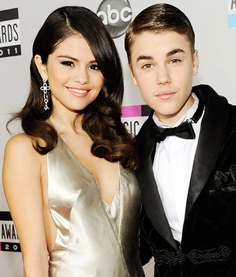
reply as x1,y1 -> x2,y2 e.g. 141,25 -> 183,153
2,134 -> 49,277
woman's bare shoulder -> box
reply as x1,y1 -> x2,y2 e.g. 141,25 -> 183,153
6,133 -> 33,145
3,133 -> 45,192
4,133 -> 41,159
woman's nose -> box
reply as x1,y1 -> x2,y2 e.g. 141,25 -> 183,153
73,67 -> 89,84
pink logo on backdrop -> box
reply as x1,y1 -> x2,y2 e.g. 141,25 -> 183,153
121,104 -> 151,136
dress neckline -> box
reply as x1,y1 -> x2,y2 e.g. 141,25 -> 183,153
56,135 -> 120,206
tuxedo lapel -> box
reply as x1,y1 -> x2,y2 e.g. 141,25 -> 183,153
185,85 -> 229,220
136,116 -> 177,249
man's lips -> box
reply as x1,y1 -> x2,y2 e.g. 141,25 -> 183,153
156,91 -> 176,100
67,87 -> 90,97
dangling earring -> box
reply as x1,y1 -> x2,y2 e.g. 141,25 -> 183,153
40,79 -> 50,111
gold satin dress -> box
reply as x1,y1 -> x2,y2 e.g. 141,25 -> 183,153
47,137 -> 145,277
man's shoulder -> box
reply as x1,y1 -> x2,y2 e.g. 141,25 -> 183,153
227,104 -> 236,131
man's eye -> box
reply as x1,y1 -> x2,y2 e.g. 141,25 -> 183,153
170,59 -> 181,64
61,61 -> 74,67
142,64 -> 153,69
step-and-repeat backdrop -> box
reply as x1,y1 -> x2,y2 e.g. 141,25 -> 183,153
0,0 -> 236,276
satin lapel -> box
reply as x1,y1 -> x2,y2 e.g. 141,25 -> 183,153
185,85 -> 229,219
136,116 -> 177,249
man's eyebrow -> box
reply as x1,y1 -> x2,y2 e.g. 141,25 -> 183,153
136,49 -> 185,63
136,55 -> 153,63
166,48 -> 185,57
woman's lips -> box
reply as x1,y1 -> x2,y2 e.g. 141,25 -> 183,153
67,87 -> 90,97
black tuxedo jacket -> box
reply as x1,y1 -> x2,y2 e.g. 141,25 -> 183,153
136,85 -> 236,276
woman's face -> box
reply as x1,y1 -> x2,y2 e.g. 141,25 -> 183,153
35,34 -> 104,114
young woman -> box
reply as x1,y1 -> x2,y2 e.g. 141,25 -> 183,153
2,6 -> 144,277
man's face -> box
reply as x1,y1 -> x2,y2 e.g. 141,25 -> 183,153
129,31 -> 199,126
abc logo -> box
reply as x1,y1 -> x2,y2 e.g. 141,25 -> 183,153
97,0 -> 132,38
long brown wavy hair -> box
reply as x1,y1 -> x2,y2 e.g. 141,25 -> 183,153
7,6 -> 138,171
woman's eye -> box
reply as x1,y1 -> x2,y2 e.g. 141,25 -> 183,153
90,64 -> 100,70
61,61 -> 74,67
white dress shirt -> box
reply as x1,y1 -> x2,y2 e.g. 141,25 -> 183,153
152,94 -> 204,242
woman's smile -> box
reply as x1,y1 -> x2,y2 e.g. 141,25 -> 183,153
66,86 -> 90,97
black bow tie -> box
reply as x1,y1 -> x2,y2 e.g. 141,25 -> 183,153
150,101 -> 204,143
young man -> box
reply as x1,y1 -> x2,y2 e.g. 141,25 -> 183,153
125,3 -> 236,276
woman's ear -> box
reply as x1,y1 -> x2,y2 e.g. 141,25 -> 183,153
34,55 -> 48,80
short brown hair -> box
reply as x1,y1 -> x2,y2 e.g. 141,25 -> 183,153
125,3 -> 195,62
